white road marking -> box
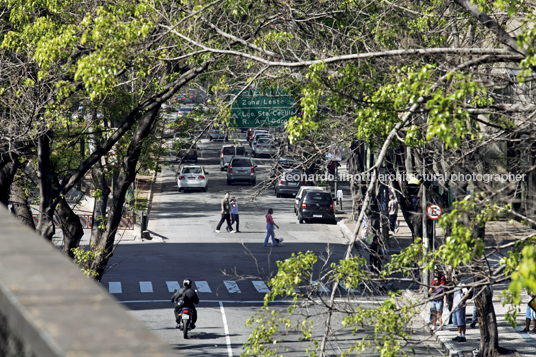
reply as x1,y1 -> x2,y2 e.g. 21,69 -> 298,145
339,282 -> 360,293
118,299 -> 382,304
312,281 -> 330,293
166,281 -> 181,292
139,281 -> 153,293
224,281 -> 241,294
195,281 -> 212,293
219,302 -> 233,357
109,282 -> 122,294
252,281 -> 270,293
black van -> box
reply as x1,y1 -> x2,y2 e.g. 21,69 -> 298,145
297,191 -> 336,224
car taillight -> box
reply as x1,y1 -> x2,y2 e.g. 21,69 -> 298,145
183,309 -> 189,313
279,179 -> 283,185
251,166 -> 255,173
199,175 -> 205,179
271,146 -> 275,148
330,203 -> 334,210
229,166 -> 232,173
179,176 -> 185,180
302,202 -> 306,209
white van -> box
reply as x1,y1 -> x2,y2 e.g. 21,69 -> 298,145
220,144 -> 247,171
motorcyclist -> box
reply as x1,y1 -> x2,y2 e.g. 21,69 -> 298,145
171,278 -> 199,329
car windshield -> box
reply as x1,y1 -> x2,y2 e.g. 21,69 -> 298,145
183,167 -> 202,174
231,159 -> 252,167
257,138 -> 270,144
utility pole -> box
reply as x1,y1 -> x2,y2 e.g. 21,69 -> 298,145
422,158 -> 428,297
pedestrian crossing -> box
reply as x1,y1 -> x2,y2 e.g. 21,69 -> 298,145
106,280 -> 271,295
105,280 -> 361,296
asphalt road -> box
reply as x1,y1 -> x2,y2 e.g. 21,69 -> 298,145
99,131 -> 444,356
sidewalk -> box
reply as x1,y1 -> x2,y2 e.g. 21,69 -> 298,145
336,211 -> 536,357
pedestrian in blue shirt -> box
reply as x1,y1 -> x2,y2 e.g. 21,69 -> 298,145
226,197 -> 240,233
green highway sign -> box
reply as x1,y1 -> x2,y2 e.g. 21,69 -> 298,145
231,89 -> 297,127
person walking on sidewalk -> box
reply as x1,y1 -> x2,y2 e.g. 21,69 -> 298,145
226,197 -> 240,233
522,291 -> 536,333
263,208 -> 280,246
388,194 -> 399,233
451,274 -> 469,342
215,192 -> 235,233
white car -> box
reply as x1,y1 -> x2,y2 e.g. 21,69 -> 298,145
177,165 -> 209,192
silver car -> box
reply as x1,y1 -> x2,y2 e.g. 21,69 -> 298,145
253,137 -> 278,157
227,157 -> 257,185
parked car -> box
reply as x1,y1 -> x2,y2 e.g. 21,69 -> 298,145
253,137 -> 278,157
220,144 -> 247,171
209,126 -> 228,141
274,169 -> 306,197
270,157 -> 303,178
227,157 -> 257,185
296,190 -> 336,224
177,142 -> 199,163
177,165 -> 209,192
294,186 -> 331,214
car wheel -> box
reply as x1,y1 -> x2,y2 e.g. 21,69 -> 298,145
178,188 -> 184,192
227,179 -> 231,185
276,192 -> 281,198
293,206 -> 296,214
331,219 -> 337,225
220,167 -> 224,172
298,215 -> 304,224
251,180 -> 256,186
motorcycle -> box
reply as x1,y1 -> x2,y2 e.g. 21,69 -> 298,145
176,304 -> 193,339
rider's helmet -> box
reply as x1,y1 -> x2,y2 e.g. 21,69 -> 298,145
183,278 -> 192,288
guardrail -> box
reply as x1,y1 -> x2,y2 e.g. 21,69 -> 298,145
0,205 -> 179,356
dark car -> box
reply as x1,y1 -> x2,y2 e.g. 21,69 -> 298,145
297,191 -> 336,224
177,143 -> 198,163
275,169 -> 306,198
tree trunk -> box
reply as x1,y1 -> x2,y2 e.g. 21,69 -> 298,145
36,133 -> 56,240
0,158 -> 19,207
89,104 -> 161,281
475,285 -> 508,357
55,196 -> 84,258
90,163 -> 111,246
10,180 -> 35,230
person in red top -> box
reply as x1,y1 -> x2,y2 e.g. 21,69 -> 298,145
264,208 -> 280,247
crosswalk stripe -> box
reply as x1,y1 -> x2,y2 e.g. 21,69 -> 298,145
224,281 -> 241,294
252,281 -> 270,293
339,281 -> 360,293
139,281 -> 153,293
109,282 -> 122,294
312,281 -> 330,293
195,281 -> 212,293
166,281 -> 181,292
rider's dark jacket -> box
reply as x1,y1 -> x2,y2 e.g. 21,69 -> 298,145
171,287 -> 199,308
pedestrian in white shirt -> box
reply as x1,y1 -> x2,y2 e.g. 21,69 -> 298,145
451,275 -> 469,342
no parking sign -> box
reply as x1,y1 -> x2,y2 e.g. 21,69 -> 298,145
426,204 -> 442,220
